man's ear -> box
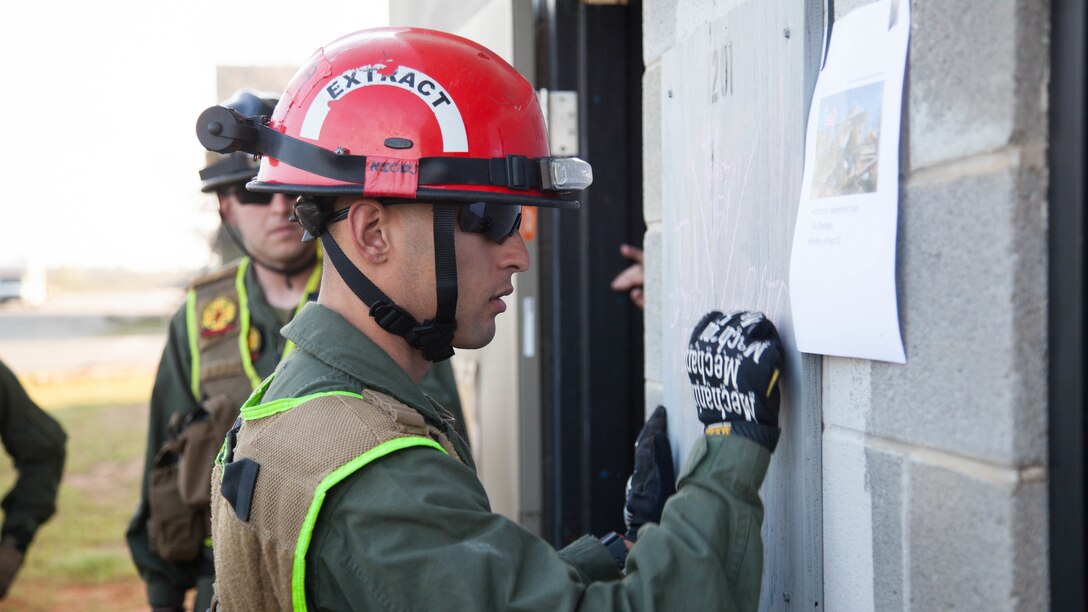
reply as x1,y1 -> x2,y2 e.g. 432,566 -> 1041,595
346,199 -> 390,264
217,192 -> 234,224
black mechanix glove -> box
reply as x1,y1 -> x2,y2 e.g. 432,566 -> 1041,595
623,406 -> 676,542
687,310 -> 784,452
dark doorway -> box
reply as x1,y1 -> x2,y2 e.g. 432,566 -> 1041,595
534,0 -> 646,546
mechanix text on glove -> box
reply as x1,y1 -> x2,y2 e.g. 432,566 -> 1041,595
687,310 -> 784,452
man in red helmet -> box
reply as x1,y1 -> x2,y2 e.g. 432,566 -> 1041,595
130,88 -> 463,612
198,28 -> 783,611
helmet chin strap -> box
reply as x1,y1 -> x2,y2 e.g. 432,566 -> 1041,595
316,204 -> 459,363
221,222 -> 317,289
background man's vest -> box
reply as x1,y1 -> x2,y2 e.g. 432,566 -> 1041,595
147,258 -> 320,562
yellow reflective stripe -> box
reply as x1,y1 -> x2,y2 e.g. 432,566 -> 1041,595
244,374 -> 276,409
766,369 -> 780,397
214,435 -> 229,467
216,375 -> 277,467
185,288 -> 200,402
291,436 -> 448,612
282,249 -> 323,361
234,258 -> 262,390
241,390 -> 365,421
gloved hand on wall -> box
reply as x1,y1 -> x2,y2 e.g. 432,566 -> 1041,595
623,405 -> 676,541
687,310 -> 784,452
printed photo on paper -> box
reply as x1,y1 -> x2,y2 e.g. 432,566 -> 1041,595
811,81 -> 884,199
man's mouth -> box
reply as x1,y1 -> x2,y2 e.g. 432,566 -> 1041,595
490,287 -> 514,312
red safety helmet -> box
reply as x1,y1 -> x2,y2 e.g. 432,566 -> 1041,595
198,27 -> 590,208
195,28 -> 591,362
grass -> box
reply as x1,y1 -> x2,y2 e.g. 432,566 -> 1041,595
0,375 -> 154,611
17,372 -> 154,415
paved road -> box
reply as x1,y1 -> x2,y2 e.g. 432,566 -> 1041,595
0,289 -> 182,376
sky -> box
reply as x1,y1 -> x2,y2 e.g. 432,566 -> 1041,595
0,0 -> 390,273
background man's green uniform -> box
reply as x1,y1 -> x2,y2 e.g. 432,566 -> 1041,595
0,358 -> 66,599
220,305 -> 767,610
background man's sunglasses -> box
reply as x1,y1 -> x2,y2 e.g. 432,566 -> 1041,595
458,202 -> 522,244
226,187 -> 276,205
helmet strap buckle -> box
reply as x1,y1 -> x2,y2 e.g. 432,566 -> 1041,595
369,301 -> 417,337
405,322 -> 456,363
370,302 -> 455,362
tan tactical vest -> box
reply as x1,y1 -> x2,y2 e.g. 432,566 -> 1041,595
210,387 -> 461,612
187,259 -> 262,406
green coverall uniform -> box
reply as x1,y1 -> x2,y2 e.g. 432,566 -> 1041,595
0,359 -> 66,597
243,304 -> 768,610
126,264 -> 463,610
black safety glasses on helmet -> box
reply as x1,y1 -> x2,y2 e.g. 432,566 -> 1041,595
225,186 -> 275,205
458,202 -> 522,244
293,198 -> 523,244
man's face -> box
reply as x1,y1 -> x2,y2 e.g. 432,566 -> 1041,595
218,186 -> 313,267
450,208 -> 530,348
393,203 -> 530,350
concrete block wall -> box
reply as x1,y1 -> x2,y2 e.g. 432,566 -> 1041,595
824,0 -> 1050,608
644,0 -> 1050,608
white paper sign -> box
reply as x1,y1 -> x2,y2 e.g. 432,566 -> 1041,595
789,0 -> 910,363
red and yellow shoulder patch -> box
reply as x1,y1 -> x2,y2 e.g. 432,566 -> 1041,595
201,296 -> 238,337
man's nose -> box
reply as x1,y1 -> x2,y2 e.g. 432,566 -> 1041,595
503,230 -> 531,273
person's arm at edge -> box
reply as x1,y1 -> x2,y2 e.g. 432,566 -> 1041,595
0,360 -> 66,550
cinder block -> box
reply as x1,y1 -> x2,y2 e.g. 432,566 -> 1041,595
822,432 -> 905,611
643,227 -> 664,384
910,463 -> 1048,610
867,447 -> 905,612
1008,0 -> 1050,150
822,433 -> 875,610
643,0 -> 680,65
908,0 -> 1047,169
822,356 -> 872,432
1011,474 -> 1049,609
643,64 -> 663,225
868,162 -> 1047,466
